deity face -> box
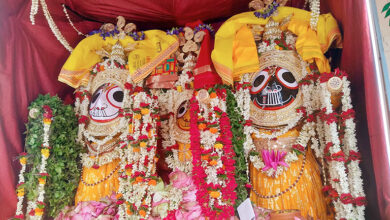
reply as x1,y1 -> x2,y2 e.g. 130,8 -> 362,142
89,83 -> 124,123
176,101 -> 190,131
250,66 -> 298,111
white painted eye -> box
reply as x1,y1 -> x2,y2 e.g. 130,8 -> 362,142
251,70 -> 270,94
177,101 -> 188,118
106,86 -> 124,108
276,68 -> 298,89
90,88 -> 103,109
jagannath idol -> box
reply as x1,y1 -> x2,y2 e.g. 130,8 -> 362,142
212,0 -> 366,219
54,18 -> 193,219
157,21 -> 240,219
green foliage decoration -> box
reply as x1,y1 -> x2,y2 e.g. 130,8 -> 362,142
23,94 -> 83,218
224,87 -> 250,209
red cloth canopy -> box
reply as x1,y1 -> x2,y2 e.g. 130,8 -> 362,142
0,0 -> 385,218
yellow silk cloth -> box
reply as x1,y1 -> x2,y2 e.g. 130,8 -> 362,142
59,30 -> 179,88
249,130 -> 331,220
211,6 -> 342,85
75,159 -> 120,204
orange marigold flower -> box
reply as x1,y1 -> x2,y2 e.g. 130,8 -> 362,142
141,108 -> 150,115
209,92 -> 217,99
209,191 -> 221,198
135,176 -> 143,183
139,209 -> 146,217
134,114 -> 142,120
209,127 -> 218,134
116,193 -> 123,199
198,123 -> 207,130
201,155 -> 209,161
140,141 -> 147,147
38,178 -> 46,185
209,160 -> 218,166
148,179 -> 157,186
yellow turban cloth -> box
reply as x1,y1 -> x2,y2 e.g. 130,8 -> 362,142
59,30 -> 179,88
211,7 -> 342,85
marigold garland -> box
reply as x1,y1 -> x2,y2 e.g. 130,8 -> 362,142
189,88 -> 237,218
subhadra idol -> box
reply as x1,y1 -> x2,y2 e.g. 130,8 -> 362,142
212,1 -> 366,219
57,20 -> 181,219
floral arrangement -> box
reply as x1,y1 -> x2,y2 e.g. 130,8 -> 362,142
116,83 -> 162,219
317,69 -> 366,219
189,88 -> 237,218
55,193 -> 119,220
14,152 -> 27,220
13,94 -> 82,219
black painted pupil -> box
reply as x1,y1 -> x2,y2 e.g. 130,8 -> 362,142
179,106 -> 186,114
254,75 -> 265,87
92,91 -> 100,103
113,91 -> 124,102
282,72 -> 295,83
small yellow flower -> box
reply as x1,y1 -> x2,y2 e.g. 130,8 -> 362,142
189,81 -> 194,88
17,188 -> 25,197
128,124 -> 133,134
176,85 -> 183,92
140,142 -> 147,147
38,177 -> 46,185
43,118 -> 51,125
214,143 -> 223,149
134,114 -> 142,120
141,108 -> 150,115
275,45 -> 280,50
19,157 -> 27,165
126,168 -> 132,176
41,148 -> 50,159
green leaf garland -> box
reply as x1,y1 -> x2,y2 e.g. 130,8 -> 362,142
225,87 -> 249,209
23,94 -> 83,218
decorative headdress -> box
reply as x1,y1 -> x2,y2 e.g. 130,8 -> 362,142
211,6 -> 342,85
58,18 -> 179,88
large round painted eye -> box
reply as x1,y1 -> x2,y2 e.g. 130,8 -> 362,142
177,101 -> 188,118
276,68 -> 298,89
251,70 -> 270,94
106,86 -> 124,108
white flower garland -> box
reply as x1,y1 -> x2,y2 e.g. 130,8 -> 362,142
318,79 -> 355,219
340,77 -> 366,219
117,86 -> 161,219
309,0 -> 320,31
62,4 -> 86,36
28,111 -> 52,219
30,0 -> 73,52
14,154 -> 27,218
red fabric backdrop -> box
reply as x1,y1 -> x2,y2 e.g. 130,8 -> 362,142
0,0 -> 384,218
